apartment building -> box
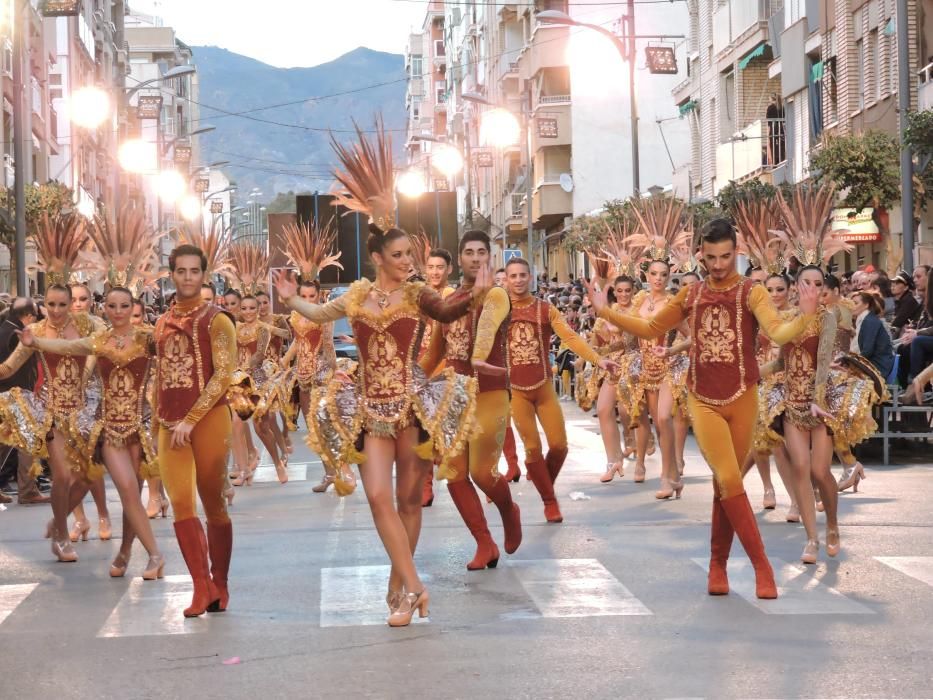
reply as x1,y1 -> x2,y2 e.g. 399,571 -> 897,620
673,0 -> 933,268
405,0 -> 689,280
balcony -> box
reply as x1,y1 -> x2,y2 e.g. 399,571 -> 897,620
532,176 -> 573,228
518,26 -> 569,81
712,0 -> 779,58
920,62 -> 933,111
714,118 -> 785,192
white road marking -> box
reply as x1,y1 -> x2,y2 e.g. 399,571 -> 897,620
691,558 -> 875,615
0,583 -> 38,626
252,462 -> 320,483
320,565 -> 430,628
875,556 -> 933,587
508,558 -> 652,617
97,575 -> 208,637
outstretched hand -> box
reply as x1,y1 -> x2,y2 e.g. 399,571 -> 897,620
14,328 -> 34,347
598,357 -> 620,373
471,265 -> 492,301
809,402 -> 832,420
583,278 -> 608,313
272,269 -> 298,302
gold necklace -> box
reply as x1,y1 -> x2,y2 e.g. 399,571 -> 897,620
372,284 -> 402,310
47,318 -> 70,334
112,330 -> 134,350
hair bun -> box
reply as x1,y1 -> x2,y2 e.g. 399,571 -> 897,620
368,222 -> 386,237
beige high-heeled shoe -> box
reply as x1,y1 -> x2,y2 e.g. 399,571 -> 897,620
98,517 -> 112,541
633,462 -> 647,483
825,529 -> 840,557
69,518 -> 90,542
142,554 -> 166,580
786,503 -> 801,523
146,495 -> 161,519
837,462 -> 866,493
814,487 -> 824,513
110,552 -> 130,578
801,539 -> 819,564
763,487 -> 777,510
599,461 -> 624,483
386,589 -> 403,612
312,475 -> 335,493
274,459 -> 289,484
655,477 -> 674,499
388,589 -> 429,627
52,537 -> 78,563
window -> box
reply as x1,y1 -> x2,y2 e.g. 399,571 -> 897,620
869,29 -> 880,101
720,70 -> 735,140
855,38 -> 864,110
411,56 -> 423,77
412,97 -> 422,119
2,40 -> 11,78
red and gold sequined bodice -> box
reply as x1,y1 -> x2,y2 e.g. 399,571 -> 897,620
781,316 -> 821,407
291,312 -> 324,385
636,293 -> 672,388
352,310 -> 420,426
94,333 -> 152,440
37,315 -> 96,420
442,287 -> 509,393
236,322 -> 264,369
154,303 -> 227,425
686,278 -> 760,405
508,298 -> 551,391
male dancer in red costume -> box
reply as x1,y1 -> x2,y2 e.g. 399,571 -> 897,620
586,220 -> 819,598
153,245 -> 237,617
421,232 -> 522,569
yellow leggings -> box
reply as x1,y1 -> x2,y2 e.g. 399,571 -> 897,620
445,390 -> 510,491
158,405 -> 232,525
687,388 -> 757,499
511,382 -> 567,465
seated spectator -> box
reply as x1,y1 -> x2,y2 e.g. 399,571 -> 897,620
913,264 -> 930,305
851,290 -> 895,378
890,270 -> 921,337
899,266 -> 933,386
868,275 -> 894,321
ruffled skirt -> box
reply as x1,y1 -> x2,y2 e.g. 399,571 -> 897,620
616,352 -> 690,426
305,365 -> 477,482
227,361 -> 294,422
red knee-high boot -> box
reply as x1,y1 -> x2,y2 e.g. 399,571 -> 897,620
545,447 -> 568,484
708,498 -> 734,595
502,426 -> 521,483
173,518 -> 219,617
719,493 -> 777,599
526,459 -> 563,523
484,477 -> 522,554
206,520 -> 233,612
447,480 -> 500,570
422,470 -> 434,507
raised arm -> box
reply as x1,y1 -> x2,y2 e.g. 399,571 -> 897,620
587,279 -> 688,341
418,286 -> 473,324
471,287 -> 509,363
0,335 -> 36,380
184,312 -> 237,426
30,335 -> 95,357
284,294 -> 348,324
261,321 -> 291,340
548,304 -> 600,365
748,285 -> 814,346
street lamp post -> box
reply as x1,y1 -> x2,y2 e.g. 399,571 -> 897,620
12,0 -> 27,294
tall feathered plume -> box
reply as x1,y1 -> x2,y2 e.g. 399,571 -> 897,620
408,226 -> 437,276
227,241 -> 270,296
31,211 -> 89,286
280,217 -> 343,282
734,195 -> 787,275
329,116 -> 396,230
670,220 -> 701,274
626,195 -> 691,268
774,182 -> 852,266
599,212 -> 644,280
174,218 -> 234,280
79,205 -> 164,293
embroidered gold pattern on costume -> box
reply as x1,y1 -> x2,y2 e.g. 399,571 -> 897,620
509,322 -> 540,366
697,305 -> 737,364
365,332 -> 406,399
160,334 -> 195,389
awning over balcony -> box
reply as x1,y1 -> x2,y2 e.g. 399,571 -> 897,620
738,41 -> 767,70
678,100 -> 697,116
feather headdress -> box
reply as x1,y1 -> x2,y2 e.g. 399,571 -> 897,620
173,218 -> 235,280
280,217 -> 343,282
598,213 -> 644,280
407,226 -> 438,276
774,183 -> 852,267
31,211 -> 89,286
329,116 -> 396,231
79,206 -> 164,294
226,241 -> 270,296
626,195 -> 691,269
734,195 -> 787,275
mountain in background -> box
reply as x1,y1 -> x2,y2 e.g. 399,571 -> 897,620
191,45 -> 407,202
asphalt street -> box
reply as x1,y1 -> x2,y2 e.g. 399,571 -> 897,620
0,401 -> 931,699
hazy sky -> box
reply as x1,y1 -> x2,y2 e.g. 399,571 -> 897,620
133,0 -> 427,67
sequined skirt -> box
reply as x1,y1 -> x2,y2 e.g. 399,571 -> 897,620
616,352 -> 689,426
305,364 -> 477,480
578,349 -> 629,412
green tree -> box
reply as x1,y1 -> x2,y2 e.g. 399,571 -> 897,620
904,109 -> 933,217
809,130 -> 901,211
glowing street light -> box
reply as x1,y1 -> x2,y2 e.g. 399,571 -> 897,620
67,86 -> 112,129
179,195 -> 202,222
156,170 -> 187,204
432,144 -> 464,177
397,170 -> 427,199
479,108 -> 521,148
118,139 -> 158,173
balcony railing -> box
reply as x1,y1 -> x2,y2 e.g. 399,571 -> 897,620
539,94 -> 570,105
713,0 -> 778,56
715,117 -> 785,187
510,192 -> 525,217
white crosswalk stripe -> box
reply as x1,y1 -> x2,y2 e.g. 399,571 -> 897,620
320,565 -> 431,628
692,557 -> 875,615
508,558 -> 652,618
97,575 -> 209,638
0,583 -> 38,627
251,460 -> 322,483
875,556 -> 933,587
